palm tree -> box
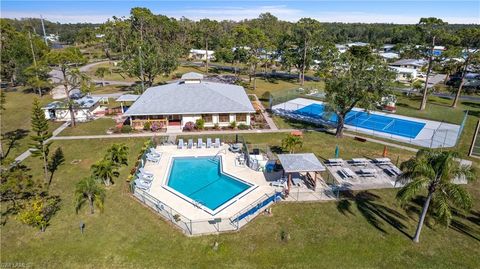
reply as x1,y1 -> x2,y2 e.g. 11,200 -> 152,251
75,177 -> 106,214
105,143 -> 129,167
396,149 -> 476,243
91,159 -> 118,186
95,66 -> 110,87
281,134 -> 303,153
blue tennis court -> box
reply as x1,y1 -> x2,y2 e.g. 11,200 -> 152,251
295,103 -> 426,139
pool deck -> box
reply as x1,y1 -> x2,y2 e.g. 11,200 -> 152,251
272,98 -> 461,148
143,145 -> 276,221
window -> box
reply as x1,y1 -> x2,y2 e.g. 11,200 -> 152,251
202,114 -> 212,123
236,114 -> 247,122
219,114 -> 229,122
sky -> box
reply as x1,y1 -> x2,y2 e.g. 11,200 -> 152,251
1,0 -> 479,24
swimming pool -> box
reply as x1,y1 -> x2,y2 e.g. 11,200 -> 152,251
296,103 -> 426,139
166,157 -> 252,212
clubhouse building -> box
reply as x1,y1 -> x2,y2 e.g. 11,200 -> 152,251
124,72 -> 255,130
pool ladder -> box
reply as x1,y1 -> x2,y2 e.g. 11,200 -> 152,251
212,149 -> 226,160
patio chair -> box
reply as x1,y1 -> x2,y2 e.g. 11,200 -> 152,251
139,167 -> 154,177
177,139 -> 184,149
136,172 -> 153,181
270,177 -> 286,188
187,139 -> 193,149
214,138 -> 220,148
146,153 -> 160,163
206,138 -> 212,148
197,138 -> 203,148
149,148 -> 161,157
134,179 -> 152,190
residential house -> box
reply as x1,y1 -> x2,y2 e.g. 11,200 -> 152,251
43,95 -> 104,122
389,66 -> 417,82
390,59 -> 426,70
124,72 -> 255,130
188,49 -> 215,60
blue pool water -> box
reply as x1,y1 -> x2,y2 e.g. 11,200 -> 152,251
296,103 -> 426,139
167,157 -> 251,211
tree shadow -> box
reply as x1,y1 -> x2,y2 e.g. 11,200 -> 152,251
1,129 -> 29,159
337,190 -> 412,239
449,209 -> 480,242
461,101 -> 480,109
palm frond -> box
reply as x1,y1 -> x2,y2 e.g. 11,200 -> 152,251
396,177 -> 429,204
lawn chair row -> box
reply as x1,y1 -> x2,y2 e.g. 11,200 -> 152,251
134,167 -> 155,191
177,138 -> 221,149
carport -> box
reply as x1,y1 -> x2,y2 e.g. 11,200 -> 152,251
277,153 -> 326,194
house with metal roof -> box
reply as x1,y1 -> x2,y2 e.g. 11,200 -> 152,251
42,95 -> 104,122
390,59 -> 427,70
124,72 -> 255,130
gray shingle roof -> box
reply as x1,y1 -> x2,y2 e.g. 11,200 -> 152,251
277,153 -> 326,173
124,81 -> 255,116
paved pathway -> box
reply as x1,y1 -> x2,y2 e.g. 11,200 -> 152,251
249,94 -> 278,130
51,128 -> 296,141
13,122 -> 70,163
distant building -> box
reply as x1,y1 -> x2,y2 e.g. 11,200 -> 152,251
378,52 -> 400,60
346,42 -> 369,47
43,95 -> 103,122
335,44 -> 347,53
390,59 -> 426,70
188,49 -> 215,60
433,46 -> 445,56
389,66 -> 417,82
95,34 -> 105,38
382,44 -> 396,53
45,34 -> 59,42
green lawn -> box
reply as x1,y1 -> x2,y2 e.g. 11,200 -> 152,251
58,118 -> 116,136
1,90 -> 62,161
1,135 -> 479,268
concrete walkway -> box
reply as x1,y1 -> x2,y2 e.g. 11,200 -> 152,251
343,132 -> 419,153
51,128 -> 296,141
13,122 -> 70,163
249,94 -> 278,130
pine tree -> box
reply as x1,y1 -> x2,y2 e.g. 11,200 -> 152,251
30,99 -> 52,184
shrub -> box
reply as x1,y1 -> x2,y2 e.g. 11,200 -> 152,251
143,121 -> 151,131
238,123 -> 249,130
195,118 -> 205,130
230,121 -> 237,129
260,91 -> 271,101
121,125 -> 132,133
151,122 -> 164,132
214,123 -> 220,130
183,122 -> 195,132
17,196 -> 61,232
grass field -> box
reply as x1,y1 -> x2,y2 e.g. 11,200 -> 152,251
1,134 -> 479,268
1,90 -> 62,161
58,118 -> 116,136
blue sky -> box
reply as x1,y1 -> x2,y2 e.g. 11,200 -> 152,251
2,1 -> 479,24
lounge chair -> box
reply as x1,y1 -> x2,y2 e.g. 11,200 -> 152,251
206,138 -> 212,148
197,138 -> 203,148
139,167 -> 154,177
187,139 -> 193,149
149,148 -> 161,157
146,153 -> 160,163
214,138 -> 220,148
327,158 -> 344,166
177,139 -> 184,149
134,179 -> 152,190
136,172 -> 153,181
270,177 -> 286,188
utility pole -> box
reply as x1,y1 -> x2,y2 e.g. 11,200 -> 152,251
138,46 -> 145,92
28,31 -> 41,97
40,15 -> 48,46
